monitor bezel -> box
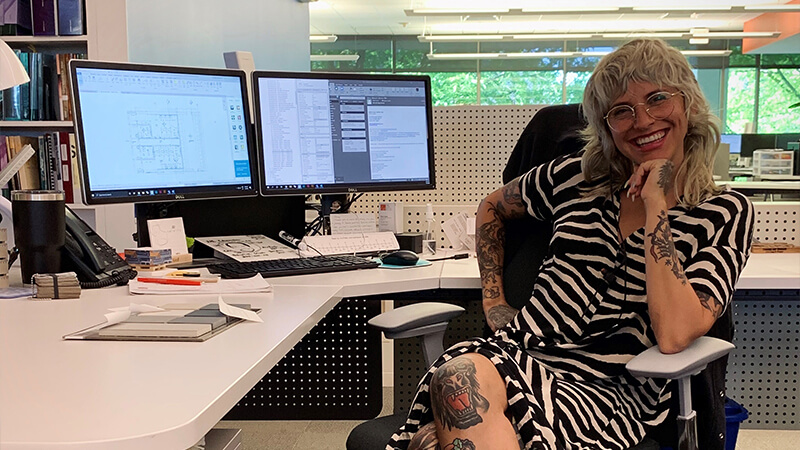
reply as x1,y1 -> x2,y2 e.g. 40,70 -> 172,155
70,60 -> 260,205
251,70 -> 436,196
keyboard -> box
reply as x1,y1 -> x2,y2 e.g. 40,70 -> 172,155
207,254 -> 380,279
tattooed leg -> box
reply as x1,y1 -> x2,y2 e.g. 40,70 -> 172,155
646,210 -> 688,284
409,422 -> 440,450
429,354 -> 520,449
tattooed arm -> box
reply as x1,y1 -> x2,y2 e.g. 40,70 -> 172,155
630,160 -> 722,354
476,178 -> 528,331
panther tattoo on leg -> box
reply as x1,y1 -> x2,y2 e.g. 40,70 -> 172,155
431,358 -> 490,431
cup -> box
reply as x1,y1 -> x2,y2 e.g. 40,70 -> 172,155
422,239 -> 437,256
12,190 -> 66,283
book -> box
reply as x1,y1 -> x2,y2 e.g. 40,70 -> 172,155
31,0 -> 57,36
58,131 -> 73,202
0,0 -> 32,36
56,0 -> 82,35
98,322 -> 213,338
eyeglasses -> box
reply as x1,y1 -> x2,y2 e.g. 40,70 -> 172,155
604,91 -> 683,132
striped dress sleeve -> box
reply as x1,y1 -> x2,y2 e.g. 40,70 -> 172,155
683,191 -> 755,313
518,153 -> 584,222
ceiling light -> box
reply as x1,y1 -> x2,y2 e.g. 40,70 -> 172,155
310,54 -> 359,62
601,33 -> 685,39
743,5 -> 800,12
519,7 -> 620,14
310,35 -> 337,43
510,34 -> 595,40
418,35 -> 505,42
689,38 -> 710,45
406,8 -> 510,16
426,49 -> 732,60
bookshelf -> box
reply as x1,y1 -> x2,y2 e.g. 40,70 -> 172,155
0,0 -> 134,252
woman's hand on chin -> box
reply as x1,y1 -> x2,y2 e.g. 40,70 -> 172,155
625,159 -> 674,207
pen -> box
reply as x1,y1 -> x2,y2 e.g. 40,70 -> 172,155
426,253 -> 470,262
137,277 -> 203,286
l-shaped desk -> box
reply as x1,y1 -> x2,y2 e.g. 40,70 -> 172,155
0,253 -> 797,449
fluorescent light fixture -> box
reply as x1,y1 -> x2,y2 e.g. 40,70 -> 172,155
743,5 -> 800,12
689,38 -> 710,45
631,6 -> 732,12
519,7 -> 620,13
418,35 -> 505,41
310,35 -> 338,43
310,54 -> 359,62
408,5 -> 800,16
601,33 -> 685,39
511,34 -> 595,40
406,8 -> 510,16
427,49 -> 732,60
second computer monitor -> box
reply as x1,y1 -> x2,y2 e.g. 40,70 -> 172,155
252,71 -> 435,195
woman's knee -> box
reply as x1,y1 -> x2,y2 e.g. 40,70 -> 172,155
430,353 -> 507,431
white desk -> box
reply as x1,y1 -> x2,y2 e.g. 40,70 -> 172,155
0,284 -> 343,450
438,253 -> 800,291
0,252 -> 795,449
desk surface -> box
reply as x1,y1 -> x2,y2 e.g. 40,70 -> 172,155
0,252 -> 796,449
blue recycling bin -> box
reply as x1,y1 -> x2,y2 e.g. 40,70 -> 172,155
725,397 -> 749,450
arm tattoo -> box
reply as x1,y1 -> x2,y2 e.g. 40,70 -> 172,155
697,291 -> 724,318
647,210 -> 688,285
431,358 -> 490,431
657,161 -> 674,196
476,202 -> 505,286
501,181 -> 524,208
483,286 -> 501,300
409,422 -> 440,450
487,304 -> 518,330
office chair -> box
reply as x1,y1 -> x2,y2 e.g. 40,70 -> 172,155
347,105 -> 735,450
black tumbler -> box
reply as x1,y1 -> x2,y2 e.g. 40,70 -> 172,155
12,190 -> 66,283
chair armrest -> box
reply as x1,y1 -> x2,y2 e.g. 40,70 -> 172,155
368,302 -> 464,336
626,336 -> 735,379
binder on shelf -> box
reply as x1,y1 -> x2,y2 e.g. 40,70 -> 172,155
0,0 -> 33,36
58,131 -> 73,203
56,0 -> 83,35
31,0 -> 57,36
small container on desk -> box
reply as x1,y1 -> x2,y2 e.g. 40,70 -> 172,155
752,149 -> 794,178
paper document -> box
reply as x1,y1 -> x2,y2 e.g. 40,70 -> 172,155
128,274 -> 270,295
330,213 -> 377,234
442,212 -> 475,251
195,235 -> 298,262
302,231 -> 399,256
219,296 -> 262,323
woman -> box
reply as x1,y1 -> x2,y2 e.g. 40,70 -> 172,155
388,39 -> 754,450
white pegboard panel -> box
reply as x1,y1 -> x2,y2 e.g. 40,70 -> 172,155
752,202 -> 799,243
350,105 -> 546,215
403,204 -> 478,249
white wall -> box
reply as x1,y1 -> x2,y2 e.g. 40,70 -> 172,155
126,0 -> 310,71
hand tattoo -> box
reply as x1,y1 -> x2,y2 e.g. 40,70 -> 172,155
647,210 -> 688,284
487,304 -> 518,330
431,358 -> 490,431
697,291 -> 724,318
657,161 -> 675,196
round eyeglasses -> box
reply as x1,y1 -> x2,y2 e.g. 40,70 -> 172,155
604,91 -> 683,132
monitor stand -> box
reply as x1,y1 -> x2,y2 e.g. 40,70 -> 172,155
134,196 -> 306,256
313,194 -> 352,235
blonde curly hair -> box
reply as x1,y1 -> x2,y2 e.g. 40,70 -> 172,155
580,38 -> 723,207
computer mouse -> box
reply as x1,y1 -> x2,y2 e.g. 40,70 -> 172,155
380,250 -> 419,266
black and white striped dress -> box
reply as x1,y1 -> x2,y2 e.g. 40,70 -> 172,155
387,153 -> 754,450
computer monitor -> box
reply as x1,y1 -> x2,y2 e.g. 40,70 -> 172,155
70,60 -> 259,205
740,133 -> 777,158
252,71 -> 435,196
720,134 -> 742,154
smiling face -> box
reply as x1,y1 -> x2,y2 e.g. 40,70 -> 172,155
608,81 -> 688,169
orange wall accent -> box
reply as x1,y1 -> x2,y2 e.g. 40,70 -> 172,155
743,0 -> 800,53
